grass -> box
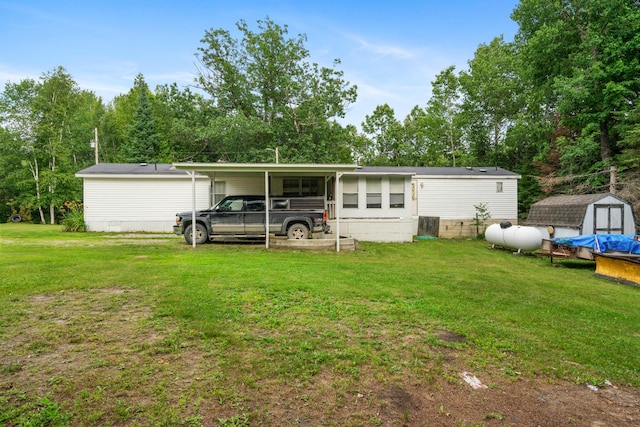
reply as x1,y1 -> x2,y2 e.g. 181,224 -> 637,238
1,223 -> 639,425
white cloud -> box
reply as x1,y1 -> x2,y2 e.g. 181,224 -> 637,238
147,71 -> 197,86
74,78 -> 129,100
0,68 -> 35,83
345,33 -> 417,59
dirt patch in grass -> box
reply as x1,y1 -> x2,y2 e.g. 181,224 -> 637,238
1,288 -> 639,426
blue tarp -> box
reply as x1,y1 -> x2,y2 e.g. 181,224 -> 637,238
553,234 -> 640,255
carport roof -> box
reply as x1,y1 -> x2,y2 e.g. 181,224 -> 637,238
173,162 -> 359,174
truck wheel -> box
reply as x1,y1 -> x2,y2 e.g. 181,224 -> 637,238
184,223 -> 208,245
287,223 -> 309,240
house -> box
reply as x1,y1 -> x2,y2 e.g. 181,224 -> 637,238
525,193 -> 637,239
75,163 -> 211,233
358,166 -> 520,238
75,163 -> 521,243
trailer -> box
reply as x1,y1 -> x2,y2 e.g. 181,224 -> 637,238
538,234 -> 640,286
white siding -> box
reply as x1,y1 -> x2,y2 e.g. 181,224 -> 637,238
339,176 -> 412,219
330,218 -> 414,242
582,195 -> 636,235
212,173 -> 266,196
415,176 -> 518,220
84,177 -> 211,232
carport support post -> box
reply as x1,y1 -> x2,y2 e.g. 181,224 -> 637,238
336,172 -> 341,252
265,170 -> 270,249
191,171 -> 196,248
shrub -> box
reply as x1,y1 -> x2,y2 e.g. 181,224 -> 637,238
60,201 -> 86,232
472,202 -> 491,238
6,201 -> 33,223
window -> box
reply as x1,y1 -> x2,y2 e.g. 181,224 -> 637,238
218,197 -> 244,212
245,199 -> 265,212
283,177 -> 323,196
366,178 -> 382,208
496,182 -> 503,193
214,181 -> 226,204
342,178 -> 358,208
283,178 -> 299,196
389,178 -> 404,208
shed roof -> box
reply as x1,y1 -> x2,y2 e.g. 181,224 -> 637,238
358,166 -> 519,178
525,193 -> 628,227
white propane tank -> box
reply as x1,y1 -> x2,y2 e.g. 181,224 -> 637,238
485,223 -> 543,252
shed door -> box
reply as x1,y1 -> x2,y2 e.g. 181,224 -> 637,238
593,204 -> 624,234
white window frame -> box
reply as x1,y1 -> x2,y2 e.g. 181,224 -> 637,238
389,178 -> 404,208
214,181 -> 226,204
342,178 -> 358,209
366,177 -> 382,209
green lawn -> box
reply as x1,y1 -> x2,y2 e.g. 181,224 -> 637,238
1,224 -> 639,425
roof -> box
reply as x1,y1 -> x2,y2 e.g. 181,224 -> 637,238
526,193 -> 629,227
358,166 -> 520,178
76,163 -> 196,177
76,163 -> 519,178
173,162 -> 359,175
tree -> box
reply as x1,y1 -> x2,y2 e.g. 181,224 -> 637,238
0,79 -> 38,221
153,83 -> 219,162
512,0 -> 640,166
402,106 -> 452,166
120,74 -> 160,163
0,67 -> 102,223
361,104 -> 406,165
421,66 -> 465,166
195,17 -> 357,162
459,36 -> 523,167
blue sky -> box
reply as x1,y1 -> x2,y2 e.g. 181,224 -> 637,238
0,1 -> 519,127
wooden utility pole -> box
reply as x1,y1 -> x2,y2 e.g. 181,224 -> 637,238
92,127 -> 99,164
609,165 -> 617,194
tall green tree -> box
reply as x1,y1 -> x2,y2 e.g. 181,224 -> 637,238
154,83 -> 219,162
120,74 -> 160,163
459,36 -> 524,167
421,66 -> 465,166
361,104 -> 406,165
195,17 -> 358,162
0,79 -> 37,221
0,67 -> 102,223
513,0 -> 640,168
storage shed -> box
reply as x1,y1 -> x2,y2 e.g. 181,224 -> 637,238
525,193 -> 637,239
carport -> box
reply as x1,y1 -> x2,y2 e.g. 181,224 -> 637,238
172,162 -> 359,251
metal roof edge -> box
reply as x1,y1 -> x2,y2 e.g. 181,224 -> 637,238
75,173 -> 208,179
173,162 -> 359,173
342,171 -> 415,176
413,174 -> 521,179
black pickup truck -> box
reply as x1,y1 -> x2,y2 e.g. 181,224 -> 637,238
173,195 -> 327,244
